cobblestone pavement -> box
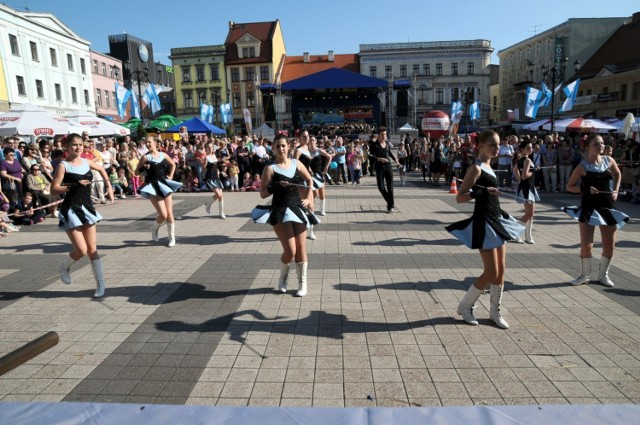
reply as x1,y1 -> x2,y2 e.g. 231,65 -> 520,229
1,172 -> 639,407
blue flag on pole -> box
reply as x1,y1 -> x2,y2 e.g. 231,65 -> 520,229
559,79 -> 580,113
115,83 -> 131,119
220,103 -> 232,124
541,82 -> 552,107
143,83 -> 162,114
524,87 -> 544,119
129,90 -> 140,118
469,101 -> 480,120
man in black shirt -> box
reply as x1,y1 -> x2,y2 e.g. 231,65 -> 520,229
370,127 -> 397,213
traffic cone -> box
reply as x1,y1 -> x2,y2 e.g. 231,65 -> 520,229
449,179 -> 458,194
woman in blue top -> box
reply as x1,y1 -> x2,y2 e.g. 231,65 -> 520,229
251,134 -> 317,296
565,134 -> 628,287
51,133 -> 114,298
136,136 -> 182,247
446,130 -> 525,329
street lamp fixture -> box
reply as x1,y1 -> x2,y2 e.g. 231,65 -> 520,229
537,57 -> 581,133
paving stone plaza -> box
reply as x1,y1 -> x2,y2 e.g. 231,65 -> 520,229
1,175 -> 639,407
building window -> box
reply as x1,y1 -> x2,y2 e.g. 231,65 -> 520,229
260,66 -> 269,81
55,83 -> 62,101
451,88 -> 459,101
245,66 -> 255,82
108,65 -> 114,78
413,64 -> 420,75
633,82 -> 640,100
467,62 -> 475,75
9,34 -> 19,56
196,65 -> 205,82
184,92 -> 193,108
242,47 -> 256,58
210,63 -> 220,81
602,86 -> 608,94
233,92 -> 241,108
385,65 -> 392,79
30,41 -> 38,61
493,96 -> 497,111
35,79 -> 44,98
182,66 -> 191,83
96,89 -> 102,107
424,64 -> 430,75
112,92 -> 116,108
80,58 -> 87,75
67,54 -> 74,71
246,91 -> 255,107
197,91 -> 207,104
435,88 -> 444,104
50,48 -> 57,66
101,62 -> 106,75
399,65 -> 407,78
71,87 -> 78,104
105,90 -> 110,108
16,76 -> 26,96
231,68 -> 240,82
451,63 -> 458,75
435,63 -> 442,76
369,66 -> 377,78
84,90 -> 90,106
93,59 -> 98,73
621,84 -> 628,101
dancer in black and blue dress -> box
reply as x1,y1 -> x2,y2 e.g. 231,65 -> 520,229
252,134 -> 318,297
445,130 -> 525,329
309,135 -> 332,216
565,134 -> 628,287
136,136 -> 182,247
51,133 -> 114,298
203,145 -> 226,219
514,140 -> 540,244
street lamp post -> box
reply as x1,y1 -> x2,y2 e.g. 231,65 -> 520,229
532,58 -> 581,134
458,87 -> 477,135
126,61 -> 150,119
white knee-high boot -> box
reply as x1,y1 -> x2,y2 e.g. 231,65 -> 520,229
489,284 -> 509,329
151,220 -> 163,242
524,219 -> 535,244
278,261 -> 293,293
599,256 -> 614,287
457,285 -> 483,325
219,200 -> 226,219
320,198 -> 326,216
59,255 -> 78,285
91,258 -> 106,298
295,262 -> 308,297
512,221 -> 525,244
205,196 -> 217,214
570,257 -> 591,285
307,225 -> 316,240
167,222 -> 176,247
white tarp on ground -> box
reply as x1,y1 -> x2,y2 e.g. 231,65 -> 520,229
1,402 -> 638,425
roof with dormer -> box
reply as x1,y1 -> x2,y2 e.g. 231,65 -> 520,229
224,20 -> 279,65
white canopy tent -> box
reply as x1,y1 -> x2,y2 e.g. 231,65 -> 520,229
0,104 -> 72,138
255,123 -> 275,140
65,111 -> 130,137
398,122 -> 418,134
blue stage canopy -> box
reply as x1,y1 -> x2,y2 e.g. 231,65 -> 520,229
282,68 -> 388,91
165,117 -> 226,135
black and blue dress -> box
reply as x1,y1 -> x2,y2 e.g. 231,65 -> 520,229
563,157 -> 629,229
446,161 -> 525,250
204,157 -> 223,190
297,148 -> 324,190
251,159 -> 320,228
58,159 -> 102,231
515,157 -> 540,204
139,153 -> 182,199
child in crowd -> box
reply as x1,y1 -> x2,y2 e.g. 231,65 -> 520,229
185,169 -> 200,193
229,160 -> 240,191
218,163 -> 231,191
126,150 -> 141,198
352,153 -> 363,186
251,173 -> 261,191
240,172 -> 253,192
110,167 -> 129,199
12,192 -> 45,225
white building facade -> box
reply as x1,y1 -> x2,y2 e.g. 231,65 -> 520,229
0,4 -> 94,115
359,40 -> 493,131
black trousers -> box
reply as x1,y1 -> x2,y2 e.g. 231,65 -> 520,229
375,163 -> 394,210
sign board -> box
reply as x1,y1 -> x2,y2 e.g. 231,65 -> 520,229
596,92 -> 619,102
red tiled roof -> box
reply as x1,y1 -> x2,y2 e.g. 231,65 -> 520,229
224,21 -> 278,65
281,54 -> 359,82
577,13 -> 640,78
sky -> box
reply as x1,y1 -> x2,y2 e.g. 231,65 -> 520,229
3,0 -> 638,65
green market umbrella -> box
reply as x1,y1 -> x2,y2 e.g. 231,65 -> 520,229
148,115 -> 182,130
121,117 -> 142,130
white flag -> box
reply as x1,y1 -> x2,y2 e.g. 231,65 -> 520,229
142,83 -> 162,114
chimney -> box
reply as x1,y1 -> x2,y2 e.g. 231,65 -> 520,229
328,50 -> 334,62
303,52 -> 309,63
229,20 -> 235,29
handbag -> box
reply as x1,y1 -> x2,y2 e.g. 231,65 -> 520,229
1,178 -> 16,192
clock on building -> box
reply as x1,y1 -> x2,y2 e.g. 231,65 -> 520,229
138,44 -> 149,62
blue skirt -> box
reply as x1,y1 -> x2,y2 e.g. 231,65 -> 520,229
448,215 -> 525,250
563,206 -> 629,230
251,205 -> 320,229
59,205 -> 102,231
140,179 -> 183,199
516,187 -> 540,204
205,179 -> 223,190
